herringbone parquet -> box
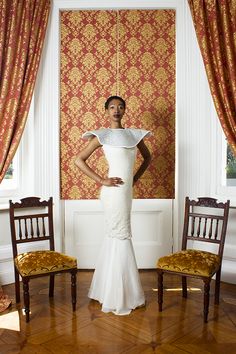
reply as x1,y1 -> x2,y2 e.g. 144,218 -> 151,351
0,270 -> 236,354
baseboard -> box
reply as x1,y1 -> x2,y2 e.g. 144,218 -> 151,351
0,245 -> 14,285
222,258 -> 236,284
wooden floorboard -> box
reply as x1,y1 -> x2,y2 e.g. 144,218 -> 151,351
0,270 -> 236,354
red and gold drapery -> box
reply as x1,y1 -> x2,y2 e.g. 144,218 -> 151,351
188,0 -> 236,155
0,0 -> 51,183
0,0 -> 50,313
60,10 -> 175,199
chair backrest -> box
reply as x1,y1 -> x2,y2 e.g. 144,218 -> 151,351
9,197 -> 55,259
182,197 -> 230,258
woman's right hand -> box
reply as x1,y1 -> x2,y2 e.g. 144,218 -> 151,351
101,177 -> 124,187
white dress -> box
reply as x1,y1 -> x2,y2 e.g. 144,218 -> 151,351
82,128 -> 151,315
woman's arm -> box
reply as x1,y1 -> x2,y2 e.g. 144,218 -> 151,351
133,139 -> 151,185
75,137 -> 123,187
75,137 -> 103,183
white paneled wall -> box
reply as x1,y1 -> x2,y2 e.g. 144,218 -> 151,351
0,0 -> 235,284
175,2 -> 213,247
33,4 -> 63,252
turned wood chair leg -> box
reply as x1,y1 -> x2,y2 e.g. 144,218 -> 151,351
23,278 -> 30,323
15,268 -> 20,303
182,276 -> 187,298
71,270 -> 77,311
49,275 -> 55,298
203,279 -> 211,323
214,268 -> 221,305
157,271 -> 163,312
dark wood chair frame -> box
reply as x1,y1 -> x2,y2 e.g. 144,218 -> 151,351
157,197 -> 230,323
9,196 -> 77,322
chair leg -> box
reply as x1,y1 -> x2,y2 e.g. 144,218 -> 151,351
203,279 -> 211,323
71,270 -> 77,311
23,278 -> 30,323
14,267 -> 21,303
214,268 -> 221,305
157,270 -> 163,312
182,276 -> 187,298
49,275 -> 55,297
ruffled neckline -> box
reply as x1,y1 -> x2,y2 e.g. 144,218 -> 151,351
82,128 -> 151,148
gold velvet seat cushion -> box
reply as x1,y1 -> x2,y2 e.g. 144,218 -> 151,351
15,250 -> 77,276
157,249 -> 221,277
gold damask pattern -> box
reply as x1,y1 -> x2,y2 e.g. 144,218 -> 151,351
188,0 -> 236,156
60,10 -> 175,199
15,251 -> 77,276
157,249 -> 220,277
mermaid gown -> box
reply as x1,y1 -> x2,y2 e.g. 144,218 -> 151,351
83,128 -> 150,315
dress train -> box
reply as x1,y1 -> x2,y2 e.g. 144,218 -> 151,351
88,237 -> 145,315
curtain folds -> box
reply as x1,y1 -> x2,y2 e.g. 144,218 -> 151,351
0,0 -> 50,313
0,0 -> 51,183
188,0 -> 236,154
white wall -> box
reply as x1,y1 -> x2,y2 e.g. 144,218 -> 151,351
175,4 -> 213,247
0,0 -> 235,285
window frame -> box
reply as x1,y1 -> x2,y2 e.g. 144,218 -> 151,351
213,113 -> 236,204
0,99 -> 34,205
0,157 -> 20,195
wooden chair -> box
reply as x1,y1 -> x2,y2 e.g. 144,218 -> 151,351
9,197 -> 78,322
157,197 -> 230,323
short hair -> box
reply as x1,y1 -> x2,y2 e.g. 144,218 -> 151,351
104,96 -> 126,110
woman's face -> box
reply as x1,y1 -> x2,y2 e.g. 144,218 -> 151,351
106,99 -> 125,124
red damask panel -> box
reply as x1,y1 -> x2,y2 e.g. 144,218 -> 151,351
60,10 -> 175,199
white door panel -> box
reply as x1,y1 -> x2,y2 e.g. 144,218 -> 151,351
65,199 -> 173,268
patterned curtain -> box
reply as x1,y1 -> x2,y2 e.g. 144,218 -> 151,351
188,0 -> 236,155
0,0 -> 50,312
0,0 -> 51,183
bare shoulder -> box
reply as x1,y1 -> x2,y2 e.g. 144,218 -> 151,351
86,136 -> 102,148
82,136 -> 102,154
77,136 -> 102,161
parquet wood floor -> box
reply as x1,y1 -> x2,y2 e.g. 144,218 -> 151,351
0,270 -> 236,354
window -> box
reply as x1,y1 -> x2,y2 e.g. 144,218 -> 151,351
226,143 -> 236,186
0,157 -> 19,190
0,155 -> 19,197
220,135 -> 236,188
0,99 -> 34,202
214,120 -> 236,202
4,162 -> 14,179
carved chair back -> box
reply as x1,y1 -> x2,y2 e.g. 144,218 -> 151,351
9,197 -> 55,260
182,197 -> 230,259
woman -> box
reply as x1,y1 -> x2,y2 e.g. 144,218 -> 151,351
75,96 -> 151,315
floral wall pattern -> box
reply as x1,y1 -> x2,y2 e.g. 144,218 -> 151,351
60,10 -> 175,199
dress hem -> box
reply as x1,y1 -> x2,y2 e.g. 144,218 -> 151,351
88,295 -> 145,316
